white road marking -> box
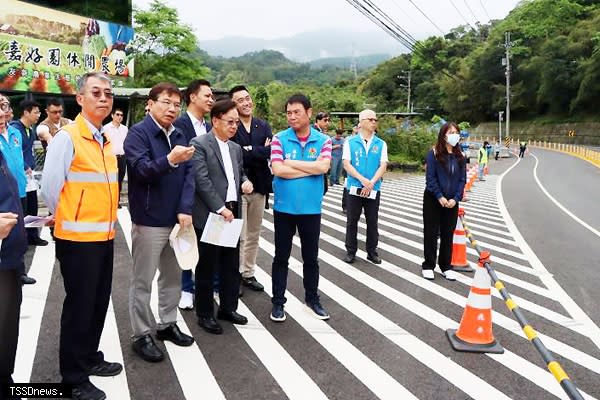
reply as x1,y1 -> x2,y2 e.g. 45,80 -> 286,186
118,208 -> 226,400
498,157 -> 600,350
258,240 -> 513,400
252,269 -> 418,400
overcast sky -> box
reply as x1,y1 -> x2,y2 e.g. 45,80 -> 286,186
133,0 -> 521,41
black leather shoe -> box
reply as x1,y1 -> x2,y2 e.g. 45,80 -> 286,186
217,310 -> 248,325
241,276 -> 264,292
87,360 -> 123,377
367,253 -> 382,264
72,381 -> 106,400
132,334 -> 164,362
21,274 -> 36,285
198,317 -> 223,334
28,236 -> 48,246
343,253 -> 355,263
156,324 -> 194,347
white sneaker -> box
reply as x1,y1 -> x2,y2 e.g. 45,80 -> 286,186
421,270 -> 434,280
178,291 -> 194,310
442,270 -> 458,281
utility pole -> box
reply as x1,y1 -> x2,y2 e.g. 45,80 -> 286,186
498,111 -> 504,145
397,70 -> 411,112
501,32 -> 514,141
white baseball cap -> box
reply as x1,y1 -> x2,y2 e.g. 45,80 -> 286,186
169,224 -> 199,270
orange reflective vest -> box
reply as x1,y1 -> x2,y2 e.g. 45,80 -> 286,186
54,114 -> 118,242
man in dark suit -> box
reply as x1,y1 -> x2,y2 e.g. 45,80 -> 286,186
229,85 -> 272,293
174,79 -> 214,310
125,82 -> 196,363
190,99 -> 253,335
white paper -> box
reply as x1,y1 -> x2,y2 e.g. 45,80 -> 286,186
200,212 -> 243,248
349,185 -> 378,200
24,215 -> 53,228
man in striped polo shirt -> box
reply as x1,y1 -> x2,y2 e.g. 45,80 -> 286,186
269,94 -> 332,322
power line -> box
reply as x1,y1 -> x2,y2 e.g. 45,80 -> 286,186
344,0 -> 461,81
345,0 -> 416,51
463,0 -> 481,24
478,0 -> 492,21
404,0 -> 446,36
448,0 -> 477,30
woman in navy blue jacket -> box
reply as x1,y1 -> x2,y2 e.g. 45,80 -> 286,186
422,122 -> 466,281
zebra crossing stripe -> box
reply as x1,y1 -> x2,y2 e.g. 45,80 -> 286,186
91,300 -> 131,399
258,221 -> 597,399
222,299 -> 328,400
263,214 -> 600,375
15,228 -> 56,382
250,268 -> 419,400
118,209 -> 226,400
319,202 -> 539,277
257,239 -> 513,400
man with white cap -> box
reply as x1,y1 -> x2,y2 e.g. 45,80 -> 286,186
342,109 -> 388,264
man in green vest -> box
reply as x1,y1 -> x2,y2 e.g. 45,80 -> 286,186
478,141 -> 489,181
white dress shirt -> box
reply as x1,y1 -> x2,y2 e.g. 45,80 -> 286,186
187,111 -> 208,137
216,137 -> 237,202
103,122 -> 128,155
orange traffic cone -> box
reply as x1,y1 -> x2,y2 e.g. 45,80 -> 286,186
451,209 -> 473,272
462,187 -> 468,202
446,251 -> 504,353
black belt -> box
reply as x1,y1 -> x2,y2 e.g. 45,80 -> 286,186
225,201 -> 238,211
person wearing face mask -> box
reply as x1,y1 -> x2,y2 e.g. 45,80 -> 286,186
421,122 -> 466,281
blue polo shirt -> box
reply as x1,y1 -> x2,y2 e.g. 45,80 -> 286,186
271,127 -> 331,215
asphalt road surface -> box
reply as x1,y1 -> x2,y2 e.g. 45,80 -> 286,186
15,153 -> 600,399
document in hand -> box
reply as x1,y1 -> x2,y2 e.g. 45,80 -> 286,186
23,215 -> 54,228
348,185 -> 378,200
200,212 -> 243,248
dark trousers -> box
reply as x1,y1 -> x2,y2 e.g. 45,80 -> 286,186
194,228 -> 240,317
345,191 -> 380,256
55,239 -> 114,385
24,191 -> 40,241
495,151 -> 499,160
519,148 -> 525,157
341,187 -> 348,211
422,191 -> 458,272
0,269 -> 22,386
271,211 -> 321,306
116,155 -> 126,199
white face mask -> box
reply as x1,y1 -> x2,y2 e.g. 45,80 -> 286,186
446,133 -> 460,147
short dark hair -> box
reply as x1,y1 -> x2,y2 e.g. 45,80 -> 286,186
149,82 -> 181,102
19,99 -> 41,113
112,108 -> 123,115
285,94 -> 311,111
183,79 -> 211,104
210,99 -> 237,121
316,111 -> 330,121
229,85 -> 248,97
47,98 -> 64,108
335,129 -> 344,135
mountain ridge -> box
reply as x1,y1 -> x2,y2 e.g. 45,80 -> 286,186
199,28 -> 406,61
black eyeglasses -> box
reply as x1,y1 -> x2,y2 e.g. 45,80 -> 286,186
0,103 -> 11,112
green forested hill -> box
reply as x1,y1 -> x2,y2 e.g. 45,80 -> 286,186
360,0 -> 600,122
